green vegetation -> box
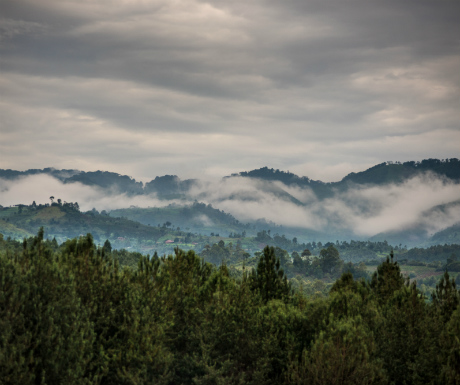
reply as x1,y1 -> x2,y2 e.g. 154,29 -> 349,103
1,202 -> 459,275
110,202 -> 253,237
2,158 -> 460,247
1,230 -> 460,384
2,159 -> 459,383
235,158 -> 460,198
0,202 -> 167,248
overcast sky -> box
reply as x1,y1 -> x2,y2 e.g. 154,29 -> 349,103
1,0 -> 459,182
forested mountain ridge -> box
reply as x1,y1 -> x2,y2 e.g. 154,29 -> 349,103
341,158 -> 460,185
233,158 -> 460,198
65,170 -> 144,195
144,175 -> 198,198
0,167 -> 80,181
1,158 -> 458,197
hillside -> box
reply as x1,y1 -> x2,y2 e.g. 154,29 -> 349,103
0,203 -> 167,249
0,202 -> 270,256
1,158 -> 459,247
233,158 -> 460,199
109,201 -> 253,236
2,158 -> 458,198
65,170 -> 144,195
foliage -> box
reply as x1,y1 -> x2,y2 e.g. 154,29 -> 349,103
370,251 -> 406,304
250,246 -> 291,303
200,239 -> 250,265
1,231 -> 460,384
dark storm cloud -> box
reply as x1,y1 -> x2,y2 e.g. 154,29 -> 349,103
0,0 -> 459,181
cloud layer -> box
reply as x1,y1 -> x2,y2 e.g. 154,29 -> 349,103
1,0 -> 459,181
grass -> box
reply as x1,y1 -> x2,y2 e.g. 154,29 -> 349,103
33,206 -> 66,221
0,219 -> 34,239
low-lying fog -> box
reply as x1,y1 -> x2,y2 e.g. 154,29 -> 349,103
1,172 -> 459,239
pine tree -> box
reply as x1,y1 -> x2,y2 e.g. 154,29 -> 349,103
370,251 -> 405,304
0,230 -> 94,385
288,316 -> 386,385
432,271 -> 460,323
250,246 -> 291,303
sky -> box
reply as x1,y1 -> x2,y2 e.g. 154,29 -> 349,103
1,0 -> 459,183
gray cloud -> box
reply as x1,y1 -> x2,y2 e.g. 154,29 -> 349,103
0,0 -> 459,181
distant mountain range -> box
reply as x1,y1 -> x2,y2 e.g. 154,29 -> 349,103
233,159 -> 460,199
1,158 -> 458,198
1,158 -> 459,247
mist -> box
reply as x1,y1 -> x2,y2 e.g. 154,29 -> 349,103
188,173 -> 460,237
1,172 -> 459,239
0,174 -> 176,212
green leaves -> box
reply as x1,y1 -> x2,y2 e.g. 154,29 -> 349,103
250,246 -> 291,303
370,251 -> 406,305
1,231 -> 460,384
0,232 -> 94,385
441,305 -> 460,384
289,316 -> 386,385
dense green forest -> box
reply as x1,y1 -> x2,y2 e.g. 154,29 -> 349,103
1,230 -> 460,385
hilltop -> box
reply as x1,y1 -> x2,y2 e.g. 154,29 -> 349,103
1,158 -> 458,198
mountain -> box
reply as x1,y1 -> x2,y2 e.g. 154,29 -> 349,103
232,158 -> 460,199
0,167 -> 80,181
143,175 -> 198,198
367,200 -> 460,247
65,171 -> 144,195
109,201 -> 251,236
3,158 -> 458,198
0,202 -> 164,244
0,202 -> 307,257
428,223 -> 460,245
1,158 -> 459,247
340,158 -> 460,185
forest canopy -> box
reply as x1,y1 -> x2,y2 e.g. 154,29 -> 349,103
1,230 -> 460,385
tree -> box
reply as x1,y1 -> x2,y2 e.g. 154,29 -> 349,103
370,251 -> 405,304
292,251 -> 306,275
441,305 -> 460,384
289,317 -> 386,385
376,282 -> 430,385
0,230 -> 94,384
103,239 -> 112,253
250,246 -> 291,303
432,271 -> 460,323
319,245 -> 342,275
274,246 -> 290,267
